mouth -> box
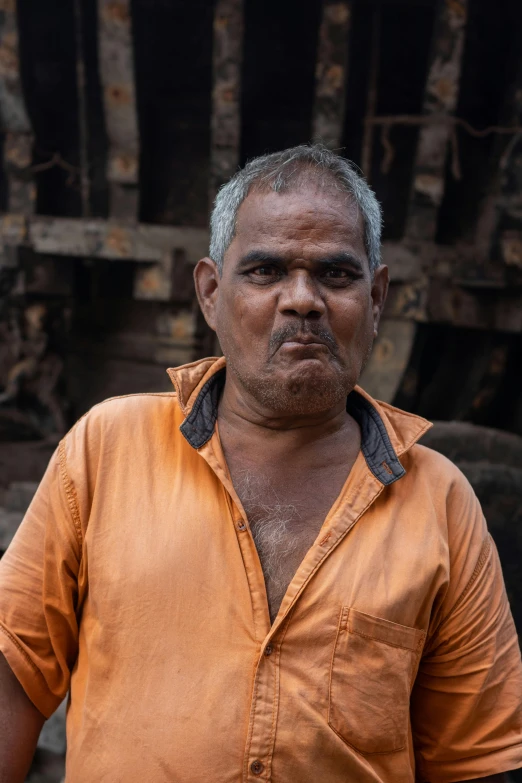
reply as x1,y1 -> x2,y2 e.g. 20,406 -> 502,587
281,339 -> 328,349
269,326 -> 338,360
282,336 -> 328,347
278,337 -> 332,357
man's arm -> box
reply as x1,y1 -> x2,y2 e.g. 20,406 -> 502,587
0,653 -> 45,783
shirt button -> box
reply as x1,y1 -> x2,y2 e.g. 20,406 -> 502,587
264,644 -> 273,656
250,760 -> 264,775
237,520 -> 246,531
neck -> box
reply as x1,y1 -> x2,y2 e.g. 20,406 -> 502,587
218,374 -> 353,443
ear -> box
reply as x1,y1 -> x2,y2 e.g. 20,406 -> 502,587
194,257 -> 220,331
370,265 -> 389,335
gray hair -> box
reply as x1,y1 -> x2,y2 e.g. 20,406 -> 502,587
209,143 -> 382,274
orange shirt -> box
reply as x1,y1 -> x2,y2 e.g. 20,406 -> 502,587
0,356 -> 521,782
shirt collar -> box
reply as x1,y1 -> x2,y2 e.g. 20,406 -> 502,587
167,357 -> 431,487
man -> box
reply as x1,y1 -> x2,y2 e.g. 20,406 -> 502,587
0,144 -> 521,782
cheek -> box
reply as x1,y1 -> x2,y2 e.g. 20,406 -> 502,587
331,294 -> 373,345
237,289 -> 275,332
217,289 -> 274,348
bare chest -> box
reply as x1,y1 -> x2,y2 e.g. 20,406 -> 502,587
231,467 -> 349,622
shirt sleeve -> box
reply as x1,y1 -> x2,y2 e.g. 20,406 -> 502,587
411,473 -> 522,783
0,440 -> 82,717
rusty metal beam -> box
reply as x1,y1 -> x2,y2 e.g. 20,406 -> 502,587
404,0 -> 468,241
97,0 -> 139,220
312,0 -> 351,149
0,0 -> 35,218
210,0 -> 243,201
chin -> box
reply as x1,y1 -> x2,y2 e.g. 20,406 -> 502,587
257,364 -> 353,415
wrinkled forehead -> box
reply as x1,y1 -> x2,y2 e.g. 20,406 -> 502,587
230,180 -> 366,260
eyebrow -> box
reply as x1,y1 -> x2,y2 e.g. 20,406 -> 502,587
236,249 -> 366,272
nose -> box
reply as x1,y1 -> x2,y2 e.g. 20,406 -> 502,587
278,270 -> 326,319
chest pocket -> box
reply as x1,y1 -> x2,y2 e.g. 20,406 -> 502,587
328,607 -> 425,754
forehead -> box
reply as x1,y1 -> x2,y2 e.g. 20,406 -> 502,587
229,183 -> 367,262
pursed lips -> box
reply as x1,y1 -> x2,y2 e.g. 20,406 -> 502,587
269,325 -> 339,358
281,336 -> 328,347
277,334 -> 335,357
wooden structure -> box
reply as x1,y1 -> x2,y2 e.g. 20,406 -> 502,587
0,4 -> 521,776
0,0 -> 521,457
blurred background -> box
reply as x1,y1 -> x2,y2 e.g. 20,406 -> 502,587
0,0 -> 521,779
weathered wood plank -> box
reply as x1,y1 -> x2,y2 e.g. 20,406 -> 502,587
73,0 -> 91,216
210,0 -> 243,200
405,0 -> 468,241
97,0 -> 139,219
427,278 -> 522,332
312,0 -> 351,148
379,277 -> 522,332
0,212 -> 26,245
0,0 -> 35,217
26,217 -> 208,264
0,0 -> 30,133
360,6 -> 381,181
359,319 -> 416,403
133,253 -> 174,301
73,329 -> 195,366
381,241 -> 428,281
385,280 -> 428,322
475,54 -> 522,276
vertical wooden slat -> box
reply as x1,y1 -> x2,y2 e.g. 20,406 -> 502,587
405,0 -> 468,241
360,6 -> 381,180
475,59 -> 522,271
0,0 -> 35,216
97,0 -> 139,220
207,0 -> 243,352
496,69 -> 522,269
209,0 -> 243,202
73,0 -> 91,217
312,0 -> 351,149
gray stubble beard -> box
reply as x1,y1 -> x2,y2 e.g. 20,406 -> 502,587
226,345 -> 373,416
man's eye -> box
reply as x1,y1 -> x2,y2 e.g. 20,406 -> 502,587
252,266 -> 279,277
323,268 -> 349,279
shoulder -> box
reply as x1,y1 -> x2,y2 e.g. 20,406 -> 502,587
406,441 -> 469,487
76,390 -> 179,426
392,432 -> 476,509
62,391 -> 183,464
404,442 -> 487,559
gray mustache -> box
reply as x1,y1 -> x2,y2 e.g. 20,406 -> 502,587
269,324 -> 338,353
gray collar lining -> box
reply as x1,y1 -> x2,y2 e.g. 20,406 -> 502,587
180,368 -> 405,487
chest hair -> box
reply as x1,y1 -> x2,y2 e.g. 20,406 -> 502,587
235,471 -> 325,622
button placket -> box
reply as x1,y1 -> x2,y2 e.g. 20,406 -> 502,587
244,614 -> 295,783
244,655 -> 276,780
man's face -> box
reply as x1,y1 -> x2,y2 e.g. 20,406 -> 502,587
195,181 -> 388,415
